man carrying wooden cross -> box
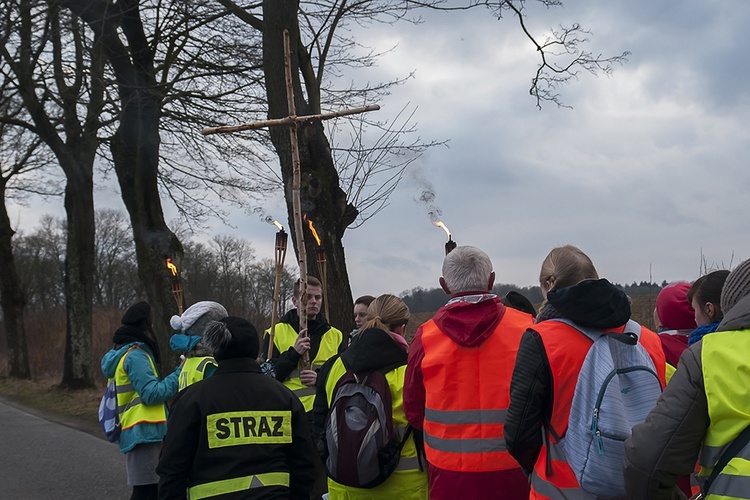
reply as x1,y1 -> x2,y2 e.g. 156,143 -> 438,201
262,276 -> 344,415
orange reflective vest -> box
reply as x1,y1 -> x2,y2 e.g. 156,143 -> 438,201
529,321 -> 666,500
421,306 -> 533,471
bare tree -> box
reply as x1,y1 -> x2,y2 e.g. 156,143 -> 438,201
93,209 -> 141,309
61,0 -> 274,364
0,0 -> 106,387
13,215 -> 67,311
0,86 -> 59,378
209,0 -> 626,329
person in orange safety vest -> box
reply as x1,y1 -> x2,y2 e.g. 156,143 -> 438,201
404,245 -> 534,500
504,245 -> 666,500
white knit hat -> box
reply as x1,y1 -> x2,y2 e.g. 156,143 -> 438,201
170,301 -> 228,336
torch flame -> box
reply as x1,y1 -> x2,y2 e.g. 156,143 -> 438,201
435,221 -> 451,239
166,258 -> 178,276
431,219 -> 451,239
306,217 -> 322,246
265,216 -> 284,231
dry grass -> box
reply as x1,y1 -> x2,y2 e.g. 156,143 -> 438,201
0,295 -> 657,431
0,376 -> 101,430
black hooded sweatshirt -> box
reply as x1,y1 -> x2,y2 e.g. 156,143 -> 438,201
503,279 -> 632,473
310,328 -> 408,458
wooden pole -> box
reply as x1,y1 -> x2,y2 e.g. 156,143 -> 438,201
201,106 -> 380,136
266,229 -> 288,361
283,30 -> 311,371
198,32 -> 379,357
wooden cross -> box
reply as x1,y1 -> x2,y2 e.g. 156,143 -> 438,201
202,29 -> 379,369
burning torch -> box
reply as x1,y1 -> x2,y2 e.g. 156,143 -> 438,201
305,215 -> 329,320
166,257 -> 184,315
430,212 -> 456,255
265,218 -> 288,361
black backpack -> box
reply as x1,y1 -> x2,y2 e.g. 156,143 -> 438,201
324,369 -> 412,488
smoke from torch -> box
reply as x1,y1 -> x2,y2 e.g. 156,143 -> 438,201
264,215 -> 284,232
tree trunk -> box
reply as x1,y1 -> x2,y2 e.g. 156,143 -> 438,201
0,189 -> 31,379
263,0 -> 356,331
108,11 -> 182,369
111,103 -> 183,369
65,0 -> 184,369
60,168 -> 96,388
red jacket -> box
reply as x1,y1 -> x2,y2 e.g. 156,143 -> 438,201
404,294 -> 533,500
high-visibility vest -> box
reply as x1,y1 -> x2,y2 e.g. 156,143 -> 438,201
325,357 -> 428,499
179,356 -> 217,391
420,306 -> 533,471
270,322 -> 342,412
529,321 -> 666,499
114,345 -> 167,430
697,330 -> 750,500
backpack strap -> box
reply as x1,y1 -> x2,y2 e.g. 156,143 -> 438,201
402,426 -> 426,472
549,318 -> 640,345
702,423 -> 750,495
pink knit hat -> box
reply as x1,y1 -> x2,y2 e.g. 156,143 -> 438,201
656,282 -> 697,330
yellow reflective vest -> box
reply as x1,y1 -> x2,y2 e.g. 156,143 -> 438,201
179,356 -> 217,391
323,357 -> 428,500
114,346 -> 167,430
269,322 -> 342,412
698,329 -> 750,499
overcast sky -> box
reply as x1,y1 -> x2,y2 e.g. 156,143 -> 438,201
12,1 -> 750,300
338,0 -> 750,298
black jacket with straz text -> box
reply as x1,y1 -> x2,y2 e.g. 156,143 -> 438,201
156,357 -> 316,499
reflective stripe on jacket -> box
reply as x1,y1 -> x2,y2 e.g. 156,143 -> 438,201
179,356 -> 217,391
114,345 -> 167,430
274,322 -> 342,411
698,330 -> 750,500
530,321 -> 666,499
421,306 -> 531,472
324,357 -> 428,499
188,471 -> 289,499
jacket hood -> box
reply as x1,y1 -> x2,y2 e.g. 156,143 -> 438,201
341,328 -> 407,373
432,294 -> 504,348
717,294 -> 750,332
546,278 -> 631,329
101,343 -> 140,378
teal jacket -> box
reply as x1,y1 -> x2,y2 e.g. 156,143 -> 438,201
101,342 -> 181,453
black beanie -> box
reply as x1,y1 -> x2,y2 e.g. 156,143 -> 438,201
121,301 -> 152,328
503,291 -> 537,318
203,316 -> 259,361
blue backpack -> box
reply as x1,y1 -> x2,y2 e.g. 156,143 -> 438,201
553,319 -> 663,497
98,378 -> 121,443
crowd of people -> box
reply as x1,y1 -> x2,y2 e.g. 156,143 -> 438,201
100,244 -> 750,500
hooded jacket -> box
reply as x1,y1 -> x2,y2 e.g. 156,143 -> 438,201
403,293 -> 532,500
624,293 -> 750,499
504,278 -> 635,473
101,342 -> 181,453
311,328 -> 428,499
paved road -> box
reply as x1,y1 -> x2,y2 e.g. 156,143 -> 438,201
0,401 -> 130,499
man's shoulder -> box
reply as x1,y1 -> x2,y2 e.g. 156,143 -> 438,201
326,325 -> 344,336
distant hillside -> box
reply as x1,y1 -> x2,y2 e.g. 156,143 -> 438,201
401,281 -> 665,314
404,293 -> 658,343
